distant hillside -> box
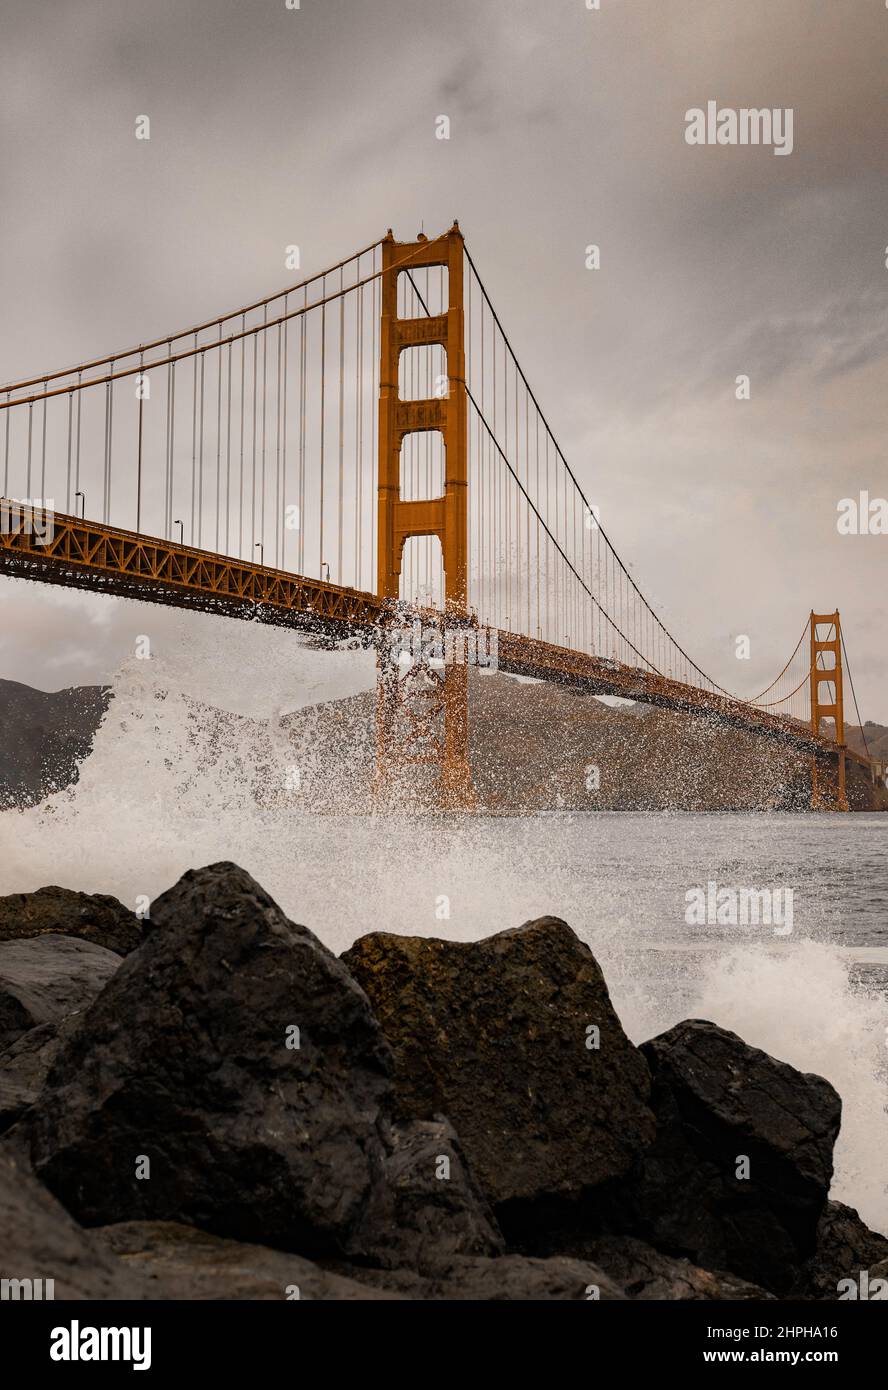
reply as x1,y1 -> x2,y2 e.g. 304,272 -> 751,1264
277,670 -> 888,813
846,722 -> 888,763
0,679 -> 110,808
816,718 -> 888,763
0,674 -> 884,813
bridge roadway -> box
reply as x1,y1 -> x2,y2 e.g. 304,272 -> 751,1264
0,503 -> 859,765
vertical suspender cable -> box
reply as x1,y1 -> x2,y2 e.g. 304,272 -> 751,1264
225,342 -> 232,556
356,268 -> 363,589
338,267 -> 345,584
261,305 -> 268,561
40,386 -> 47,501
215,325 -> 223,551
238,317 -> 245,559
2,391 -> 9,497
65,392 -> 73,513
136,353 -> 144,532
274,321 -> 282,567
191,336 -> 198,544
299,286 -> 306,575
319,280 -> 326,579
198,350 -> 205,547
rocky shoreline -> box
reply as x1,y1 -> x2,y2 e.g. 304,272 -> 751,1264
1,863 -> 886,1300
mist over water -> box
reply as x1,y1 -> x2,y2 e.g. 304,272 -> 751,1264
2,611 -> 887,1233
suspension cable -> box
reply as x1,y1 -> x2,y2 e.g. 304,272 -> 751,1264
841,629 -> 871,759
746,620 -> 808,703
754,671 -> 810,708
0,239 -> 385,395
462,243 -> 731,694
0,237 -> 450,408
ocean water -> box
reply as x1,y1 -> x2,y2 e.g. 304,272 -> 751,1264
1,610 -> 886,1233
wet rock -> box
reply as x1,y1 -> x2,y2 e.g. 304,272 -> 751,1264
27,862 -> 394,1255
342,918 -> 655,1215
582,1234 -> 774,1300
0,1020 -> 72,1133
330,1253 -> 626,1300
93,1222 -> 406,1300
794,1201 -> 888,1299
97,1219 -> 622,1301
0,885 -> 142,955
623,1019 -> 841,1294
351,1117 -> 504,1270
0,934 -> 121,1051
426,1253 -> 626,1300
0,1144 -> 147,1300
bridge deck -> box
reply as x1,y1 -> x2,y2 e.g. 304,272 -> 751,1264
0,503 -> 859,764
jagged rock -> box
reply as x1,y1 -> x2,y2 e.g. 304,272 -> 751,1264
581,1234 -> 774,1300
794,1201 -> 888,1299
329,1253 -> 626,1300
342,918 -> 655,1217
351,1117 -> 504,1270
94,1221 -> 623,1301
425,1253 -> 626,1300
27,862 -> 394,1255
0,934 -> 121,1051
0,1019 -> 72,1133
0,885 -> 141,955
622,1019 -> 841,1295
93,1222 -> 406,1300
0,1143 -> 147,1299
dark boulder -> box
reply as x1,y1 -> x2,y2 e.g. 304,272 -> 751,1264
0,1143 -> 147,1300
622,1019 -> 841,1294
0,1019 -> 71,1133
0,885 -> 142,955
93,1222 -> 406,1300
330,1253 -> 626,1300
27,862 -> 394,1255
342,918 -> 655,1218
794,1200 -> 888,1299
0,934 -> 121,1051
582,1234 -> 774,1300
351,1117 -> 504,1270
426,1253 -> 626,1300
93,1221 -> 622,1300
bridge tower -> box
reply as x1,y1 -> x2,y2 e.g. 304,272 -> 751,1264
809,610 -> 848,811
375,222 -> 475,807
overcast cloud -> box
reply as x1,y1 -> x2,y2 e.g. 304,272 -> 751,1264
1,0 -> 886,719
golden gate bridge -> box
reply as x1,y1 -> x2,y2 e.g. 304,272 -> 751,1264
0,223 -> 877,810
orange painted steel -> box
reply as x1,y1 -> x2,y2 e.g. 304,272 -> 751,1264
0,503 -> 383,633
0,502 -> 852,747
0,502 -> 866,795
375,224 -> 473,805
809,611 -> 848,811
376,225 -> 468,606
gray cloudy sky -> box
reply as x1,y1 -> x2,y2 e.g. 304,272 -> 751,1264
1,0 -> 886,720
